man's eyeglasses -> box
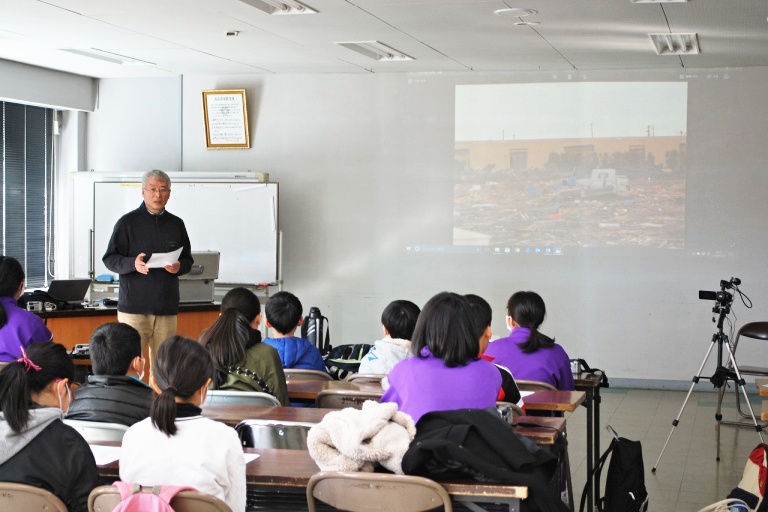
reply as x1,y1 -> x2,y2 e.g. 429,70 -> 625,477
144,187 -> 170,195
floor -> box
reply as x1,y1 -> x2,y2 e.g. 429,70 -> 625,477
564,386 -> 766,512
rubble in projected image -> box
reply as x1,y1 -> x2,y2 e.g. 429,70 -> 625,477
453,82 -> 688,250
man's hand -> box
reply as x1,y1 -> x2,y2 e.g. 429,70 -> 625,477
134,253 -> 149,274
164,261 -> 181,274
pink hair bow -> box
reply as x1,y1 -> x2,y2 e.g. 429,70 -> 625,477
16,346 -> 41,372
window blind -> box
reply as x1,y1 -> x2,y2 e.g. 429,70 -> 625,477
1,102 -> 55,287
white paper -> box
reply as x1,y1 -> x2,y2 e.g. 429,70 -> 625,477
90,444 -> 122,465
145,247 -> 183,268
244,453 -> 260,464
521,390 -> 536,398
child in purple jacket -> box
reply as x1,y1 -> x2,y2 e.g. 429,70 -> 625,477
381,291 -> 501,424
484,291 -> 574,391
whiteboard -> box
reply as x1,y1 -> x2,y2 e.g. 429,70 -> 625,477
93,180 -> 278,284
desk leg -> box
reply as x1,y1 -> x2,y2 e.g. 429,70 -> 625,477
585,387 -> 594,512
593,388 -> 601,511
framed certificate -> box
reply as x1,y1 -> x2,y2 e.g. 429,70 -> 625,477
202,89 -> 250,149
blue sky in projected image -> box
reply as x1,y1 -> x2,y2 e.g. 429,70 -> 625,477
455,82 -> 688,141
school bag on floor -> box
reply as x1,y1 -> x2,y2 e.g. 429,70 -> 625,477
579,426 -> 649,512
324,343 -> 372,380
726,443 -> 768,512
110,481 -> 196,512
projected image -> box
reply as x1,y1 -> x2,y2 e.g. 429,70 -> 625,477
454,82 -> 688,250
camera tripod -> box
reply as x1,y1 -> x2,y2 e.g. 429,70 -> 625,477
652,298 -> 764,472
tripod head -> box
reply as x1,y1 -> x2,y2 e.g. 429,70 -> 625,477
699,276 -> 740,319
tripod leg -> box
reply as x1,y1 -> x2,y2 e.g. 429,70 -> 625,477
716,383 -> 728,461
652,339 -> 716,472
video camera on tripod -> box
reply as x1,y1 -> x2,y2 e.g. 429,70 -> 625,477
699,277 -> 740,314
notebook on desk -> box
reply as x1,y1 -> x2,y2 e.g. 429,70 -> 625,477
47,279 -> 91,304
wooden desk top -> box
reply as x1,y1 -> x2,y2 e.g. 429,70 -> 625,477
202,404 -> 331,425
523,390 -> 586,413
287,380 -> 383,400
97,447 -> 528,500
201,404 -> 564,446
288,380 -> 585,414
574,371 -> 604,390
35,302 -> 219,319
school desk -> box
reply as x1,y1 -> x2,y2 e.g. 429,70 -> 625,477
95,445 -> 529,512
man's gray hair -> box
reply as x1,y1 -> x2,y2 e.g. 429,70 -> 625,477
142,169 -> 171,188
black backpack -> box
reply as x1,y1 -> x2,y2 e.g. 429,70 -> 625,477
580,426 -> 649,512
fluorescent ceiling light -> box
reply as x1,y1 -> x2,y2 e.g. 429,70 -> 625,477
238,0 -> 317,15
648,33 -> 700,55
494,8 -> 538,17
61,48 -> 156,66
336,41 -> 414,61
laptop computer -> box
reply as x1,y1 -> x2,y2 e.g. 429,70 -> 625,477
46,279 -> 91,304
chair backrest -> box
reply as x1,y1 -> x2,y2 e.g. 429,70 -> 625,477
88,484 -> 232,512
315,389 -> 382,410
0,481 -> 68,512
283,369 -> 332,381
235,419 -> 315,449
306,471 -> 453,512
733,321 -> 768,351
515,379 -> 557,392
64,418 -> 130,442
204,390 -> 281,406
496,401 -> 524,424
347,373 -> 385,383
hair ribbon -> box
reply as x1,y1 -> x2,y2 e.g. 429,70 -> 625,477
16,346 -> 41,372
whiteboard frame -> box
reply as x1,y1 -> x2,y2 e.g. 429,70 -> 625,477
70,172 -> 277,285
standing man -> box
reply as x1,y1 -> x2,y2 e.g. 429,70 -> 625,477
103,170 -> 193,377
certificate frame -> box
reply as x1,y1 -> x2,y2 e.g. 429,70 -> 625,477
202,89 -> 250,149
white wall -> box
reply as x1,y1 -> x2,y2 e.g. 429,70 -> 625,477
77,68 -> 768,386
86,77 -> 182,173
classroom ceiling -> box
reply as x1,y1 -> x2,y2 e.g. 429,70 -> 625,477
0,0 -> 766,78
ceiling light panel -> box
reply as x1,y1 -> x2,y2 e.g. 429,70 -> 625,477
335,41 -> 414,61
238,0 -> 317,15
648,33 -> 700,55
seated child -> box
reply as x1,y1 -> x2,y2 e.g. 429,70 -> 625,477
67,322 -> 153,425
381,291 -> 502,424
464,293 -> 524,409
484,291 -> 574,391
200,287 -> 289,406
358,299 -> 420,375
262,291 -> 326,373
120,336 -> 246,512
0,342 -> 98,512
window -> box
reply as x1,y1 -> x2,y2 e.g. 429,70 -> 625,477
1,102 -> 55,287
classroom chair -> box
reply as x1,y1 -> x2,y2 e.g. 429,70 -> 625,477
347,373 -> 385,383
204,390 -> 281,407
88,485 -> 231,512
315,389 -> 382,410
721,321 -> 768,420
235,419 -> 314,449
306,471 -> 453,512
63,419 -> 129,442
284,369 -> 333,381
496,401 -> 525,424
0,482 -> 67,512
515,379 -> 558,392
